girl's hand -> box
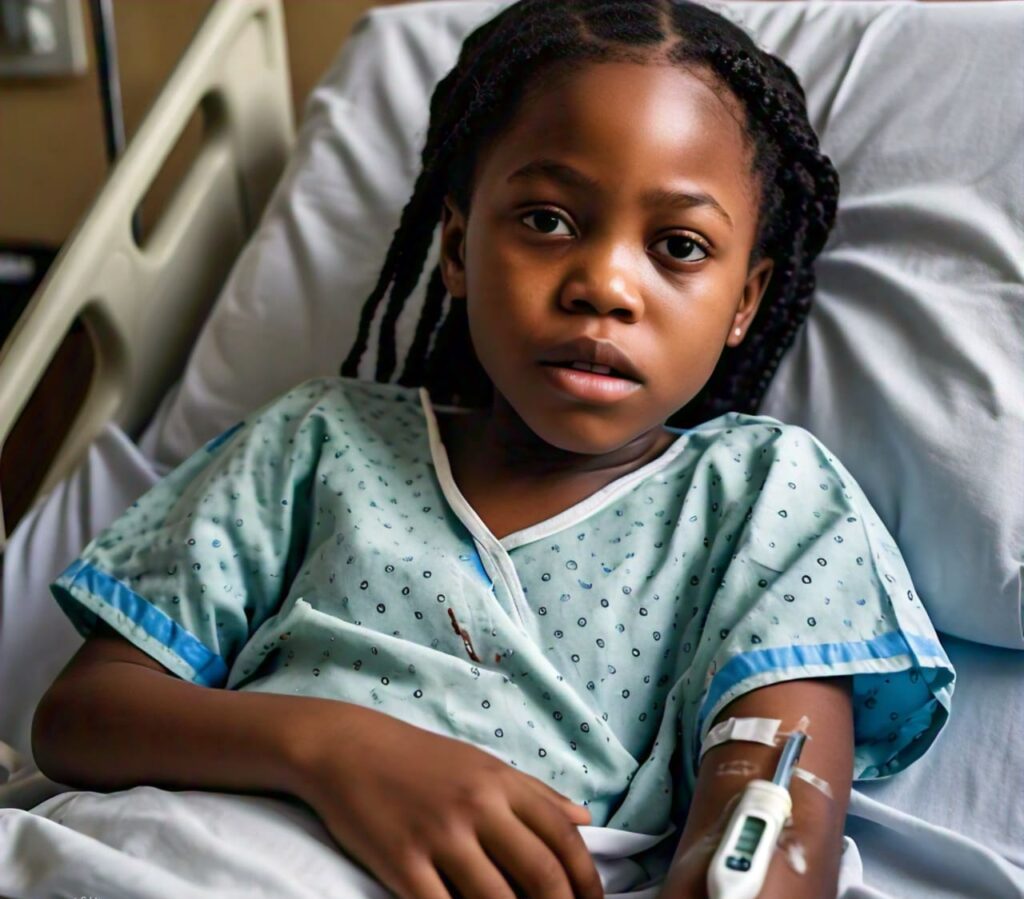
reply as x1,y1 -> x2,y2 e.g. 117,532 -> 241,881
290,702 -> 605,899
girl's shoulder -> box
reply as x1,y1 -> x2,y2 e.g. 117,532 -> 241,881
671,410 -> 854,491
279,374 -> 421,406
202,376 -> 426,463
681,409 -> 817,449
248,375 -> 423,425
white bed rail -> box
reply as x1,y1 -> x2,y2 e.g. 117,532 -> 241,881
0,0 -> 294,547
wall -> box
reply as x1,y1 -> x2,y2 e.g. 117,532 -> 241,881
0,0 -> 399,246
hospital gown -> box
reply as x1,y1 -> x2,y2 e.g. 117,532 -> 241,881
51,376 -> 955,837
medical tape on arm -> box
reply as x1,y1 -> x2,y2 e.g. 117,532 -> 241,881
791,766 -> 834,799
699,716 -> 782,762
699,716 -> 833,800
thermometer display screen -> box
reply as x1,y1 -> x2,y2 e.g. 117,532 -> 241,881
725,816 -> 766,872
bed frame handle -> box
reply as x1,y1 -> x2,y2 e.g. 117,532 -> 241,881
0,0 -> 294,547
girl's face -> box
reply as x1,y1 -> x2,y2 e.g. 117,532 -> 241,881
439,61 -> 773,456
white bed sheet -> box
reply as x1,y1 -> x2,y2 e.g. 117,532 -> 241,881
1,436 -> 1022,898
0,788 -> 679,899
0,422 -> 164,760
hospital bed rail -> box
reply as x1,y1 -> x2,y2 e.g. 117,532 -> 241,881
0,0 -> 295,548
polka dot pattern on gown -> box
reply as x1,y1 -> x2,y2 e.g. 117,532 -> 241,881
51,376 -> 955,836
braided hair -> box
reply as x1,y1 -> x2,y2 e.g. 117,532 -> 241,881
340,0 -> 839,428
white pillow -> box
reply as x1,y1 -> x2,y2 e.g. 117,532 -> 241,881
139,0 -> 1024,648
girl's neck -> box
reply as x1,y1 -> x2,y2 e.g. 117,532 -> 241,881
438,392 -> 678,485
433,393 -> 681,542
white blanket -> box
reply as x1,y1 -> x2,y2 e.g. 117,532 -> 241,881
0,783 -> 880,898
0,775 -> 1017,898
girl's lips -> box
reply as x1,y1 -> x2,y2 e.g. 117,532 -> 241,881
539,363 -> 642,404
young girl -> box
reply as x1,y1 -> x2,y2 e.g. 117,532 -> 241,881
32,1 -> 954,897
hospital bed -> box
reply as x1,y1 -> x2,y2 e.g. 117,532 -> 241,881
0,0 -> 1021,896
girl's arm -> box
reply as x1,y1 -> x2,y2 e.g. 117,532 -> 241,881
32,620 -> 348,797
33,622 -> 605,899
659,677 -> 853,899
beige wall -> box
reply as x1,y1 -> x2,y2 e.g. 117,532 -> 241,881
0,0 -> 399,246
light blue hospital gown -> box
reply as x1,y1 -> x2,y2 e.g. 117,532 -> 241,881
51,376 -> 955,836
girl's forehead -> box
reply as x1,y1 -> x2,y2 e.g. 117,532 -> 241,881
473,61 -> 758,220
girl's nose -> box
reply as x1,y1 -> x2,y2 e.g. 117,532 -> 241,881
558,242 -> 644,321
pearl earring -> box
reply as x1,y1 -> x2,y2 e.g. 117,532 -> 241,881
734,328 -> 742,336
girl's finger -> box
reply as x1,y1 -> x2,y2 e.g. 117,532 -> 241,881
431,831 -> 520,899
371,849 -> 455,899
521,775 -> 591,823
505,795 -> 605,899
474,807 -> 582,899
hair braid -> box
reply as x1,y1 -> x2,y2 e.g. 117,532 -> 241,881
398,265 -> 448,385
343,0 -> 582,386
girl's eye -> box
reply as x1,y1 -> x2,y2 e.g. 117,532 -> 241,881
521,210 -> 573,236
651,234 -> 709,264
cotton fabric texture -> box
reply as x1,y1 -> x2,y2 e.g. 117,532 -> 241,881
52,377 -> 954,835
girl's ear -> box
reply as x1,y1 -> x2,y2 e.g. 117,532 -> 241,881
727,257 -> 774,348
440,194 -> 468,300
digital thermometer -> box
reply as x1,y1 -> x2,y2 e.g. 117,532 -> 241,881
707,729 -> 807,899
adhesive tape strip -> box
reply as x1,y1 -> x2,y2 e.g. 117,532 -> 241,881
699,716 -> 782,761
792,766 -> 834,799
780,715 -> 812,740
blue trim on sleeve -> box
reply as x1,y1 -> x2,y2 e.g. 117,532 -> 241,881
697,630 -> 948,734
58,559 -> 230,687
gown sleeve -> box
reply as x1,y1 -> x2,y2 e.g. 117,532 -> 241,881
684,421 -> 955,783
49,379 -> 338,687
